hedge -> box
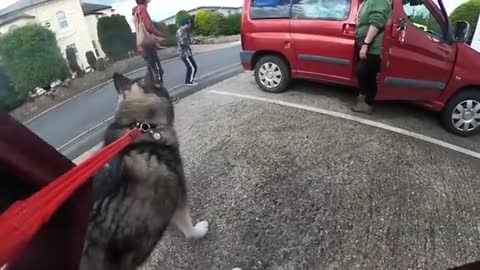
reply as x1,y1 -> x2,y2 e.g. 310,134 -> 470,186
0,24 -> 68,98
450,0 -> 480,42
0,65 -> 24,111
98,15 -> 135,60
195,10 -> 215,36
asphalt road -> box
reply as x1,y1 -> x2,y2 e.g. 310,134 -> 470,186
128,72 -> 480,270
24,45 -> 241,150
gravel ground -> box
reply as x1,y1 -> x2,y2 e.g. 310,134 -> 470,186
136,74 -> 480,270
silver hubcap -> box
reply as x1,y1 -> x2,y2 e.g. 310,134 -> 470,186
451,99 -> 480,132
258,62 -> 282,89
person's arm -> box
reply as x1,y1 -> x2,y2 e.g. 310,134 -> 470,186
359,0 -> 390,58
364,0 -> 390,44
138,6 -> 164,37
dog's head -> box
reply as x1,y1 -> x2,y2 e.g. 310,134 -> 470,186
112,72 -> 174,127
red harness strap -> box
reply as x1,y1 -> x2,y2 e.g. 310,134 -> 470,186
0,128 -> 141,266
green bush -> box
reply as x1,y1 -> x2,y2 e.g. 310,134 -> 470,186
0,24 -> 68,98
86,51 -> 97,69
195,10 -> 215,36
98,15 -> 135,60
96,58 -> 106,71
211,13 -> 227,36
154,22 -> 177,47
66,47 -> 82,75
450,0 -> 480,42
0,65 -> 24,111
226,13 -> 241,35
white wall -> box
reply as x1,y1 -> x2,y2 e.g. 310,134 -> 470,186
1,0 -> 100,68
85,14 -> 106,58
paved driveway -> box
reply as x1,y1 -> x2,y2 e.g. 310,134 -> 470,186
131,72 -> 480,270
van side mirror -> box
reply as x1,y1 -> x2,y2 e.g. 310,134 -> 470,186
453,20 -> 470,43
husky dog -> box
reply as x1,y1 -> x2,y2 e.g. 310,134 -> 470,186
79,73 -> 208,270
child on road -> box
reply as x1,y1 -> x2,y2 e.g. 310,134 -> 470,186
176,18 -> 198,86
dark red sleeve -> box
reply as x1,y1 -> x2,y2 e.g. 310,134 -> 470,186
138,6 -> 163,37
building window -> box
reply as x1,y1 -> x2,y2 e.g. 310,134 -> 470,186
250,0 -> 291,19
292,0 -> 351,21
56,11 -> 69,30
92,41 -> 100,57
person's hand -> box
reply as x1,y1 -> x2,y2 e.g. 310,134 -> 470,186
359,44 -> 368,60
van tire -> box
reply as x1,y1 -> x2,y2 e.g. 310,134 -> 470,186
441,89 -> 480,137
254,56 -> 290,93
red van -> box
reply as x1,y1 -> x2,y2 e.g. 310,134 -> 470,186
240,0 -> 480,137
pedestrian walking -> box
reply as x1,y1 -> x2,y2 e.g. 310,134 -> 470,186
176,18 -> 198,86
133,0 -> 165,85
352,0 -> 392,114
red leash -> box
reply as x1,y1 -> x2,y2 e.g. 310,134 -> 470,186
0,128 -> 141,265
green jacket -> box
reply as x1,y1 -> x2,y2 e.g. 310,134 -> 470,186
356,0 -> 392,55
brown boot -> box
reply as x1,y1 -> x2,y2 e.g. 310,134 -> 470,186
351,95 -> 373,114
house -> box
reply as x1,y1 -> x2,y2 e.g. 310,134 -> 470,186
0,0 -> 113,69
161,6 -> 243,25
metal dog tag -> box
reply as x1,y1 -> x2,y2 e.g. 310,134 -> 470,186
152,132 -> 162,141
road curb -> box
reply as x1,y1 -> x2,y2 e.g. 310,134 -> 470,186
22,44 -> 239,125
63,64 -> 243,161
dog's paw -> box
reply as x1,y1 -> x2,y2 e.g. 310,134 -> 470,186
191,220 -> 209,239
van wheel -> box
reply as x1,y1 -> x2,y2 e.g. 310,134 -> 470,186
442,89 -> 480,137
254,56 -> 290,93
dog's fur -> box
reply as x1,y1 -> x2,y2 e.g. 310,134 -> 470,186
79,73 -> 208,270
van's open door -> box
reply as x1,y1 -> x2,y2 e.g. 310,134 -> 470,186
376,0 -> 456,101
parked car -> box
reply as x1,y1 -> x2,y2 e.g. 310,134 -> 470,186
240,0 -> 480,136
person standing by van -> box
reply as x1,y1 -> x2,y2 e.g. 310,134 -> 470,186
352,0 -> 392,114
176,18 -> 198,86
133,0 -> 164,84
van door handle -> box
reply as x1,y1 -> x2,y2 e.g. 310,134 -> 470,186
342,23 -> 356,34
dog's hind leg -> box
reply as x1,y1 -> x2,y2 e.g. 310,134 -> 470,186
172,208 -> 209,239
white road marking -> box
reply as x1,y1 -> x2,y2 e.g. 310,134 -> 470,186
73,143 -> 103,164
23,42 -> 240,125
70,64 -> 241,163
210,90 -> 480,160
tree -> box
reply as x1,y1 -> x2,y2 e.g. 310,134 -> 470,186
176,10 -> 191,25
0,24 -> 68,98
450,0 -> 480,42
195,10 -> 215,36
154,22 -> 177,47
0,65 -> 24,111
97,15 -> 135,60
212,12 -> 228,36
226,13 -> 241,35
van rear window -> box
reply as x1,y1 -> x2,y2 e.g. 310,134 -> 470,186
250,0 -> 291,19
292,0 -> 351,20
250,0 -> 351,21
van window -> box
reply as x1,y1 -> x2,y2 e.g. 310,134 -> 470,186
250,0 -> 291,19
403,0 -> 443,38
292,0 -> 350,20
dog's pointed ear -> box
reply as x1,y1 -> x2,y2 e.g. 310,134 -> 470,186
113,73 -> 131,93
